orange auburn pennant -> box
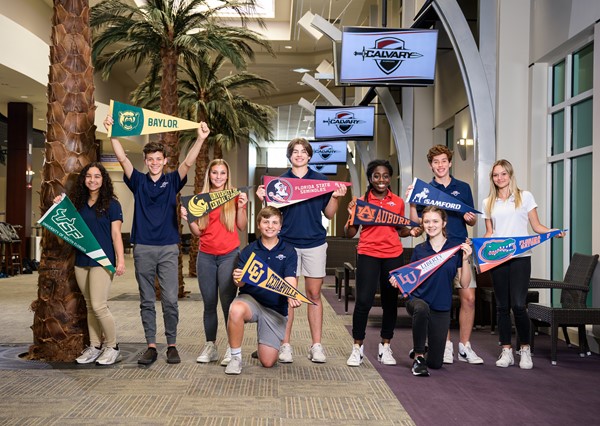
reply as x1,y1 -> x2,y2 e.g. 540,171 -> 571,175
348,197 -> 420,228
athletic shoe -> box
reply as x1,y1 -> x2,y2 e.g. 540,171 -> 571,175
378,343 -> 397,365
225,355 -> 242,375
220,347 -> 232,366
495,348 -> 514,368
278,343 -> 293,363
346,344 -> 363,367
251,350 -> 259,359
138,347 -> 158,365
166,346 -> 181,364
519,346 -> 533,369
307,343 -> 327,363
96,346 -> 121,365
458,342 -> 484,364
76,346 -> 103,364
412,355 -> 429,376
196,342 -> 218,363
443,341 -> 454,364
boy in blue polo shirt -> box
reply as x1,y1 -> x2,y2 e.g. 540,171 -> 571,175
256,138 -> 347,364
408,144 -> 482,365
104,115 -> 210,366
226,206 -> 300,375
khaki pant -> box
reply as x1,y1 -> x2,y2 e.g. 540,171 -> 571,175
75,266 -> 116,348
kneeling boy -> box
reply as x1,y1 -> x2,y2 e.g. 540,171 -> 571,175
226,206 -> 301,375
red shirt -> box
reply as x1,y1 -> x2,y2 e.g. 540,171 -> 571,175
198,199 -> 240,255
356,190 -> 404,258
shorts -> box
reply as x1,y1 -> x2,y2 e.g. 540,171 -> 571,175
295,242 -> 327,278
235,294 -> 287,349
453,263 -> 477,289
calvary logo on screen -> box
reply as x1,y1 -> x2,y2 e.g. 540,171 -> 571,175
324,111 -> 364,134
354,37 -> 423,75
314,144 -> 336,161
266,179 -> 293,203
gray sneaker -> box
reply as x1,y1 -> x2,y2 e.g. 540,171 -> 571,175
220,347 -> 232,366
225,355 -> 242,375
278,343 -> 293,363
196,342 -> 218,363
307,343 -> 326,363
76,346 -> 103,364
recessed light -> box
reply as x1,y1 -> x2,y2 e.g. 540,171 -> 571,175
284,45 -> 292,49
293,68 -> 310,73
20,95 -> 28,99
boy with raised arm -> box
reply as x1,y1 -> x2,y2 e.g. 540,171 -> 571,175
104,115 -> 210,366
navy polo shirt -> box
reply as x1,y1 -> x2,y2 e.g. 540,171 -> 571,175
410,239 -> 463,311
278,168 -> 332,249
238,238 -> 298,317
124,169 -> 187,245
75,199 -> 123,268
416,176 -> 474,245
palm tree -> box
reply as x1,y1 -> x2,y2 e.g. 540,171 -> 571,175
132,51 -> 275,275
91,0 -> 273,289
29,0 -> 97,361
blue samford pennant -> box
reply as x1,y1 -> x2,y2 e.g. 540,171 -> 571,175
406,178 -> 481,214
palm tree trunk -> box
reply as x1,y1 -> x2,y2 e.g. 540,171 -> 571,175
29,0 -> 96,361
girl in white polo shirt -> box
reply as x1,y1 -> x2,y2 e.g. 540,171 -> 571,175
482,159 -> 562,370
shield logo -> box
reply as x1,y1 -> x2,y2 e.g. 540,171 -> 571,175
317,144 -> 334,161
335,112 -> 354,134
374,37 -> 405,75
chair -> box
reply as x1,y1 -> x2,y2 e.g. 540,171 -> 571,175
528,252 -> 600,365
0,223 -> 22,276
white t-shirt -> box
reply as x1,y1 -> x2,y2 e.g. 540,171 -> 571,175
482,190 -> 538,256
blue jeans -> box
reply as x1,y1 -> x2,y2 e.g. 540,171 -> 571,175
133,244 -> 179,345
196,249 -> 239,342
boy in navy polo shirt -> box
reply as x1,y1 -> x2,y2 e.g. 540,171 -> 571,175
226,206 -> 300,375
408,145 -> 482,365
104,115 -> 210,366
256,138 -> 347,364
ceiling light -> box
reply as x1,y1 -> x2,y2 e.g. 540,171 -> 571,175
293,68 -> 310,73
20,95 -> 28,99
284,45 -> 293,49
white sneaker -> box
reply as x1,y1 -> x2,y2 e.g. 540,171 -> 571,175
346,344 -> 363,367
220,347 -> 232,366
496,348 -> 514,368
378,343 -> 397,365
76,346 -> 103,364
458,342 -> 484,364
307,343 -> 327,363
225,355 -> 242,375
443,341 -> 454,364
96,346 -> 121,365
196,342 -> 218,363
278,343 -> 293,363
519,346 -> 533,369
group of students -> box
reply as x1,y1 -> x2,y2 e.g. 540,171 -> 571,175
66,116 -> 558,376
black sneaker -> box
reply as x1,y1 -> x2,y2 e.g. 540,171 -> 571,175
138,347 -> 158,366
251,350 -> 259,359
412,355 -> 430,377
166,346 -> 181,364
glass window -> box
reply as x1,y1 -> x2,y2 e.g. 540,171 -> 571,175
551,110 -> 564,155
571,98 -> 593,150
552,60 -> 565,105
573,44 -> 593,96
551,161 -> 564,282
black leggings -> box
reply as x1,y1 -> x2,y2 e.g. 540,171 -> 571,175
352,253 -> 403,341
406,297 -> 450,369
491,256 -> 531,346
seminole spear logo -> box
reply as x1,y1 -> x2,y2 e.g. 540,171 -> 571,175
354,37 -> 423,75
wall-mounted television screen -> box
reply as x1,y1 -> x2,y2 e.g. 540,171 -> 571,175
308,164 -> 338,175
309,141 -> 347,164
340,27 -> 438,86
314,106 -> 375,140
